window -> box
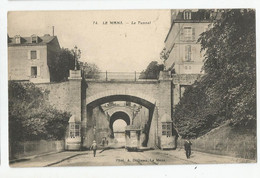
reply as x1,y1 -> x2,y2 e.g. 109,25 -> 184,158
31,66 -> 37,78
162,122 -> 172,137
28,50 -> 39,60
184,11 -> 191,20
69,123 -> 81,138
30,50 -> 37,59
185,45 -> 192,61
32,36 -> 37,43
15,37 -> 21,44
184,27 -> 192,41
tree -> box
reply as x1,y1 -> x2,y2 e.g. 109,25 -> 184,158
139,61 -> 164,79
174,9 -> 256,138
199,9 -> 256,127
79,62 -> 101,79
49,48 -> 80,82
9,81 -> 70,141
160,47 -> 170,70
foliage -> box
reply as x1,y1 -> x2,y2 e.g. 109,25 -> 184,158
80,62 -> 101,79
174,9 -> 256,138
49,48 -> 80,82
9,81 -> 70,141
160,47 -> 170,70
139,61 -> 164,79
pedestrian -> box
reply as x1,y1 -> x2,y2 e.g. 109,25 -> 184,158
106,139 -> 109,146
90,140 -> 97,157
184,139 -> 192,159
102,138 -> 105,147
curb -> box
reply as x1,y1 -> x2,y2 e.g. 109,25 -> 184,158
44,153 -> 88,167
9,151 -> 64,164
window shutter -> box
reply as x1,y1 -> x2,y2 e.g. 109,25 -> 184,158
37,50 -> 40,59
192,27 -> 195,41
192,46 -> 196,61
180,28 -> 184,41
185,46 -> 188,61
28,67 -> 31,77
28,51 -> 31,59
37,66 -> 40,76
188,46 -> 191,61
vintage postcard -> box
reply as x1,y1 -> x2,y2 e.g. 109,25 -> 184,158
7,9 -> 256,167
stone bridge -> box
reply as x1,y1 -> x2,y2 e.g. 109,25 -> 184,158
38,70 -> 180,150
81,72 -> 173,147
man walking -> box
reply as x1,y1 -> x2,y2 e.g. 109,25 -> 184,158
90,140 -> 97,157
184,139 -> 192,159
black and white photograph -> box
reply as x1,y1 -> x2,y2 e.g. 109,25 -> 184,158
7,9 -> 257,168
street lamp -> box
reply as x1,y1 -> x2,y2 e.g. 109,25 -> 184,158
73,45 -> 81,70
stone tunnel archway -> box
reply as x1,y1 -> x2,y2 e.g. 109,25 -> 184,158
84,93 -> 157,148
109,111 -> 131,138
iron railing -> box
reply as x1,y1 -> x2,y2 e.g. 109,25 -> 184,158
84,71 -> 158,81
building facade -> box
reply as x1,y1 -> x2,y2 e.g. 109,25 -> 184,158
164,10 -> 215,107
164,10 -> 214,74
8,34 -> 61,83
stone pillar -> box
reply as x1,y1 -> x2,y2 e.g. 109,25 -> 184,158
157,71 -> 174,149
158,71 -> 172,119
68,70 -> 82,122
64,70 -> 82,150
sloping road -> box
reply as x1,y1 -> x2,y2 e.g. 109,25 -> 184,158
10,148 -> 255,167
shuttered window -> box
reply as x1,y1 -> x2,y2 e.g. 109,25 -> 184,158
184,27 -> 192,41
182,27 -> 195,41
185,45 -> 192,61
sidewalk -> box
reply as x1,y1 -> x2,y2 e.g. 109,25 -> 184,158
165,148 -> 256,164
10,151 -> 90,167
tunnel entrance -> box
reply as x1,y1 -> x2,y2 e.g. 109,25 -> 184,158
109,111 -> 131,138
112,119 -> 128,147
85,95 -> 156,148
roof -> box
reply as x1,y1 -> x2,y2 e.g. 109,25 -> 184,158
164,10 -> 219,42
68,115 -> 76,123
8,34 -> 57,46
174,10 -> 212,22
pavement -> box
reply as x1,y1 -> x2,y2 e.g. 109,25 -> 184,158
10,148 -> 255,167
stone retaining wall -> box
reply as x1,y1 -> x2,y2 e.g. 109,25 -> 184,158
10,140 -> 65,160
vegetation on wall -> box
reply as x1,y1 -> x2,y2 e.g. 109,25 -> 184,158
174,9 -> 256,138
49,47 -> 101,81
79,62 -> 101,79
9,81 -> 70,142
139,61 -> 164,79
49,48 -> 80,82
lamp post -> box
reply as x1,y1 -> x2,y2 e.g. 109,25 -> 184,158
73,45 -> 81,70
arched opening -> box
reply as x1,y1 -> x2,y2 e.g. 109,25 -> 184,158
85,94 -> 156,147
109,111 -> 131,138
113,119 -> 127,132
112,119 -> 128,147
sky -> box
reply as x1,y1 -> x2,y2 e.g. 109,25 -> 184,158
113,120 -> 127,132
8,10 -> 171,72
